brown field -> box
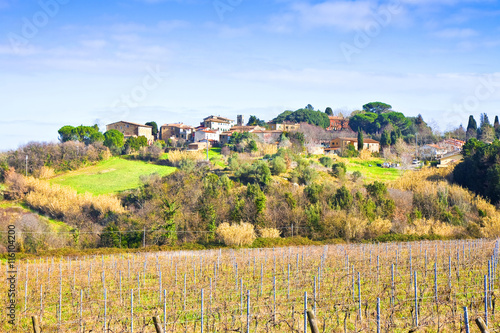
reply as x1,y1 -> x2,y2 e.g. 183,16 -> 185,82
1,239 -> 498,332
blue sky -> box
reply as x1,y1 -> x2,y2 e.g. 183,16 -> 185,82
1,0 -> 499,150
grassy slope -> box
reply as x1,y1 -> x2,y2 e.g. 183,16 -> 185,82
345,158 -> 402,182
50,157 -> 176,195
0,201 -> 72,232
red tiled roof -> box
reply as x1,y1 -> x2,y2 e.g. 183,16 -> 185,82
107,121 -> 152,128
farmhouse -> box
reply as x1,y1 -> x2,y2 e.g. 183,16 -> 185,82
268,122 -> 300,131
188,141 -> 210,151
160,123 -> 194,141
106,121 -> 154,144
420,144 -> 448,159
438,151 -> 463,168
327,116 -> 350,131
202,116 -> 235,132
218,125 -> 267,144
325,137 -> 380,154
252,130 -> 283,144
194,128 -> 220,142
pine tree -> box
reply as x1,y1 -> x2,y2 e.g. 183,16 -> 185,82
357,128 -> 364,151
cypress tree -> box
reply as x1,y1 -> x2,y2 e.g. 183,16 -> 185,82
494,115 -> 499,129
466,115 -> 477,132
466,115 -> 477,140
357,127 -> 364,151
380,130 -> 391,147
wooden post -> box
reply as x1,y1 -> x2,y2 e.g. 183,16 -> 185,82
307,310 -> 319,333
31,316 -> 40,333
153,316 -> 164,333
475,317 -> 490,333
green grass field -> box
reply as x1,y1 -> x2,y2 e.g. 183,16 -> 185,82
345,158 -> 402,182
50,157 -> 176,195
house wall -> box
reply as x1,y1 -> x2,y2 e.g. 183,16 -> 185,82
195,130 -> 219,142
107,122 -> 153,144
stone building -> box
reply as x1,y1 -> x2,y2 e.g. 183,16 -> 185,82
106,121 -> 154,144
160,123 -> 194,141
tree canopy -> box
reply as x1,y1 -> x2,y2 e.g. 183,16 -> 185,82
273,108 -> 330,128
104,129 -> 125,149
349,111 -> 412,135
454,139 -> 500,204
58,125 -> 103,144
145,122 -> 158,137
246,116 -> 267,127
362,102 -> 392,114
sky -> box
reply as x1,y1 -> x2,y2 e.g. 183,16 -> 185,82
0,0 -> 499,150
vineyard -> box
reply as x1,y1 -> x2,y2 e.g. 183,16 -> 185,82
1,239 -> 499,332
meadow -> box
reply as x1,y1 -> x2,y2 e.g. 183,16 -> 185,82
2,239 -> 498,332
343,158 -> 402,183
49,157 -> 176,195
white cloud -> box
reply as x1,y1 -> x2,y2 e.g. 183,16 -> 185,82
434,28 -> 478,38
80,39 -> 107,49
266,0 -> 408,32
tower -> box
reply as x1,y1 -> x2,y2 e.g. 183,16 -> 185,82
237,115 -> 244,127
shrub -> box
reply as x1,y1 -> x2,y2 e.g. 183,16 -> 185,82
168,150 -> 205,166
319,156 -> 333,168
33,166 -> 55,179
352,170 -> 362,181
236,161 -> 272,187
304,184 -> 322,204
216,222 -> 256,246
24,177 -> 125,221
331,162 -> 347,177
5,170 -> 27,199
404,218 -> 459,238
366,217 -> 392,238
258,227 -> 281,238
270,156 -> 287,175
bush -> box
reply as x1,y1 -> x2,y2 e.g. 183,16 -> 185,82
168,150 -> 205,166
258,227 -> 281,238
319,156 -> 333,168
236,161 -> 272,187
216,222 -> 256,246
24,177 -> 125,221
331,162 -> 347,177
352,170 -> 362,181
5,170 -> 27,199
270,156 -> 287,175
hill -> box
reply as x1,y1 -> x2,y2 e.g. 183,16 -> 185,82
50,157 -> 176,195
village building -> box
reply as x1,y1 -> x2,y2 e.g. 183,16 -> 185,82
188,141 -> 211,151
194,128 -> 220,142
438,151 -> 463,168
325,137 -> 380,154
327,116 -> 350,131
218,125 -> 266,144
160,123 -> 194,142
252,130 -> 283,144
106,121 -> 154,144
441,139 -> 465,152
202,116 -> 235,132
420,144 -> 448,159
268,122 -> 300,131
